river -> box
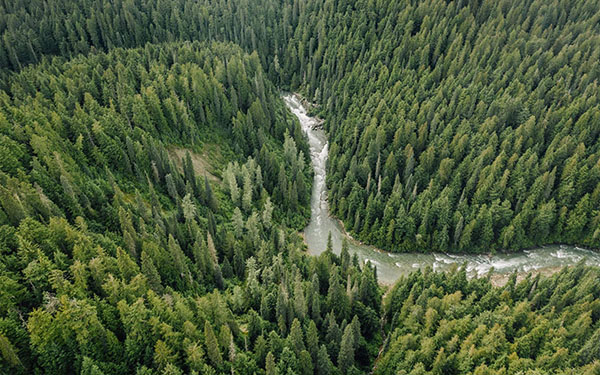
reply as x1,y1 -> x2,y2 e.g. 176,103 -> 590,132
283,93 -> 600,285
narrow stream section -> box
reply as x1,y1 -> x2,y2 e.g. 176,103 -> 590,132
283,93 -> 600,285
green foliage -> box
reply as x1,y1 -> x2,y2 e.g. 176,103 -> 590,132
0,0 -> 291,77
0,38 -> 294,373
1,1 -> 600,375
294,0 -> 600,253
377,264 -> 600,375
204,321 -> 222,368
3,0 -> 600,254
0,33 -> 382,374
338,323 -> 356,373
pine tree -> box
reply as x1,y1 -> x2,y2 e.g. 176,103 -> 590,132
168,235 -> 191,289
185,342 -> 205,372
325,313 -> 341,360
221,257 -> 234,279
288,319 -> 305,356
213,264 -> 225,290
291,276 -> 306,318
326,231 -> 333,254
265,352 -> 278,375
165,173 -> 179,201
183,151 -> 196,188
218,324 -> 233,356
0,333 -> 21,369
182,193 -> 197,222
232,207 -> 244,238
359,263 -> 380,312
242,168 -> 253,212
0,186 -> 26,225
340,238 -> 350,275
116,247 -> 140,282
316,344 -> 332,375
205,175 -> 218,212
327,270 -> 349,321
306,320 -> 319,363
233,246 -> 245,279
225,165 -> 240,204
154,340 -> 176,369
141,250 -> 163,293
204,321 -> 223,367
206,232 -> 218,265
350,315 -> 361,350
262,196 -> 274,228
298,350 -> 313,375
338,324 -> 355,373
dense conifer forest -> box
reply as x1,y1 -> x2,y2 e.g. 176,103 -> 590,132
1,0 -> 600,374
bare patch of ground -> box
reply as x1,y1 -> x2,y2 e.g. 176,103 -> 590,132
168,146 -> 220,182
489,266 -> 563,287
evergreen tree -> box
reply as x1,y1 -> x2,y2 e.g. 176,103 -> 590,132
205,176 -> 218,212
165,174 -> 179,201
1,3 -> 600,375
326,232 -> 333,254
316,345 -> 332,375
181,193 -> 197,222
204,321 -> 223,367
141,250 -> 163,293
338,324 -> 355,373
306,320 -> 319,363
340,238 -> 350,275
288,319 -> 305,356
265,352 -> 278,375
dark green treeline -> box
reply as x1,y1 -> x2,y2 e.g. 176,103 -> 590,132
1,0 -> 600,374
2,0 -> 600,253
0,42 -> 381,374
377,263 -> 600,374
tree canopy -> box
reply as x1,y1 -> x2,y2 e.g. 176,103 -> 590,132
1,0 -> 600,374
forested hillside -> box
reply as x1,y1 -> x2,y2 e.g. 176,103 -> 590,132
0,0 -> 292,80
1,0 -> 600,374
377,263 -> 600,375
0,42 -> 382,374
286,1 -> 600,252
288,0 -> 600,253
3,0 -> 600,253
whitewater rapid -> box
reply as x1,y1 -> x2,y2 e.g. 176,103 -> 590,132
283,93 -> 600,285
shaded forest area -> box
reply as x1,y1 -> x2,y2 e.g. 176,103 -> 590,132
1,0 -> 600,374
0,39 -> 381,375
2,0 -> 599,253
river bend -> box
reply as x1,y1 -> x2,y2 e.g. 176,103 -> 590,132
283,94 -> 600,285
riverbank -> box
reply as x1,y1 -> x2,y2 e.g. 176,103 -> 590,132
284,93 -> 600,287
